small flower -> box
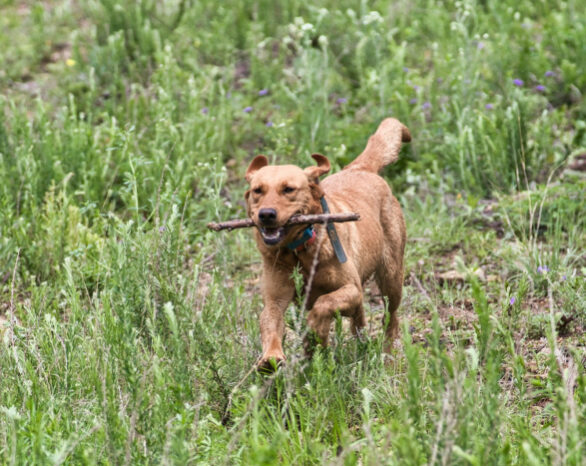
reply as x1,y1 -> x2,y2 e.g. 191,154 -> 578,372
509,297 -> 516,306
545,70 -> 555,77
513,78 -> 524,86
412,84 -> 420,91
66,58 -> 76,67
537,265 -> 549,274
243,106 -> 253,113
485,103 -> 494,110
535,84 -> 546,92
422,101 -> 431,110
337,97 -> 348,104
226,92 -> 232,99
159,226 -> 166,233
477,41 -> 485,50
403,67 -> 409,72
436,77 -> 443,83
409,98 -> 417,105
201,107 -> 209,115
258,89 -> 269,96
561,275 -> 567,281
265,121 -> 274,127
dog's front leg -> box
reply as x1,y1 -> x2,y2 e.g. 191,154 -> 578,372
257,262 -> 295,371
306,282 -> 363,351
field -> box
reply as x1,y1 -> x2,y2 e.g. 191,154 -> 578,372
0,0 -> 585,464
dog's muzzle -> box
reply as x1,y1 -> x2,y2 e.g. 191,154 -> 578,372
257,208 -> 288,245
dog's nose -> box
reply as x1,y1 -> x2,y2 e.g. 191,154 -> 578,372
258,208 -> 277,224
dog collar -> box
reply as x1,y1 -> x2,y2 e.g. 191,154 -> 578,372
319,196 -> 348,263
285,226 -> 316,252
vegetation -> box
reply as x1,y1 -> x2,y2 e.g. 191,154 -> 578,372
0,0 -> 584,463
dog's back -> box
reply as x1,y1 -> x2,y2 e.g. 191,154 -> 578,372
321,117 -> 409,267
320,119 -> 408,346
320,118 -> 408,272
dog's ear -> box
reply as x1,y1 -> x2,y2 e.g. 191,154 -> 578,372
304,153 -> 331,182
245,155 -> 269,183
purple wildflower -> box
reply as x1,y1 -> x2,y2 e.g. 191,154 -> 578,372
201,107 -> 209,115
535,84 -> 546,92
485,103 -> 494,109
509,297 -> 516,306
422,101 -> 431,110
403,67 -> 409,72
562,275 -> 567,281
265,121 -> 273,127
337,97 -> 348,104
437,77 -> 443,83
412,84 -> 420,91
477,41 -> 485,50
513,78 -> 524,87
409,98 -> 417,105
159,226 -> 166,233
545,70 -> 555,77
537,265 -> 549,274
243,106 -> 253,113
258,89 -> 269,96
226,92 -> 232,99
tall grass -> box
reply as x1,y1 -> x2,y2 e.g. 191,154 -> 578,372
0,0 -> 584,463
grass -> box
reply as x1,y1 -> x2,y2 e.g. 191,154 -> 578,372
0,0 -> 584,463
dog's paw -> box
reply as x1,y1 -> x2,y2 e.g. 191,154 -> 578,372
306,312 -> 330,345
256,353 -> 285,373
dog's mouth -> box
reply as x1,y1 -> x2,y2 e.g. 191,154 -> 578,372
259,226 -> 288,245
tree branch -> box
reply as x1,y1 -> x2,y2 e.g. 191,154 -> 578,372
207,212 -> 360,232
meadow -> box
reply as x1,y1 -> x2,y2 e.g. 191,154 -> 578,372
0,0 -> 584,463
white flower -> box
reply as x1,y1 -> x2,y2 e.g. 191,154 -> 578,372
362,11 -> 383,25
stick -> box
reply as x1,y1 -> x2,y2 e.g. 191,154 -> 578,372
207,212 -> 360,232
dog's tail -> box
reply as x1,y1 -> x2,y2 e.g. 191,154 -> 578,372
345,118 -> 411,174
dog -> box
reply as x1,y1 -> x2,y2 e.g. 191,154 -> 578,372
245,118 -> 411,370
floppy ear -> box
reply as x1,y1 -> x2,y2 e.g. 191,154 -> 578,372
245,155 -> 269,183
304,153 -> 331,182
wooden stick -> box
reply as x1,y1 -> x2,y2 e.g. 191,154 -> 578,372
207,212 -> 360,232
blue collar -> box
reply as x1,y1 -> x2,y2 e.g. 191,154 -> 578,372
285,226 -> 316,251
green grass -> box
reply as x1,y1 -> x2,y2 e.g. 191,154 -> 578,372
0,0 -> 584,463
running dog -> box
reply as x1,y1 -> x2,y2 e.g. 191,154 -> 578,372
245,118 -> 411,370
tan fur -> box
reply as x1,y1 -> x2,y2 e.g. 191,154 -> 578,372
245,118 -> 410,369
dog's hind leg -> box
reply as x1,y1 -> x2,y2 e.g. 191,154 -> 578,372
375,261 -> 403,353
350,303 -> 366,336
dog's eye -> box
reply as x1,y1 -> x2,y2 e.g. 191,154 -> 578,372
282,186 -> 295,194
252,187 -> 263,195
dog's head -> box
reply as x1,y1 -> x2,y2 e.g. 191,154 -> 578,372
244,154 -> 330,246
